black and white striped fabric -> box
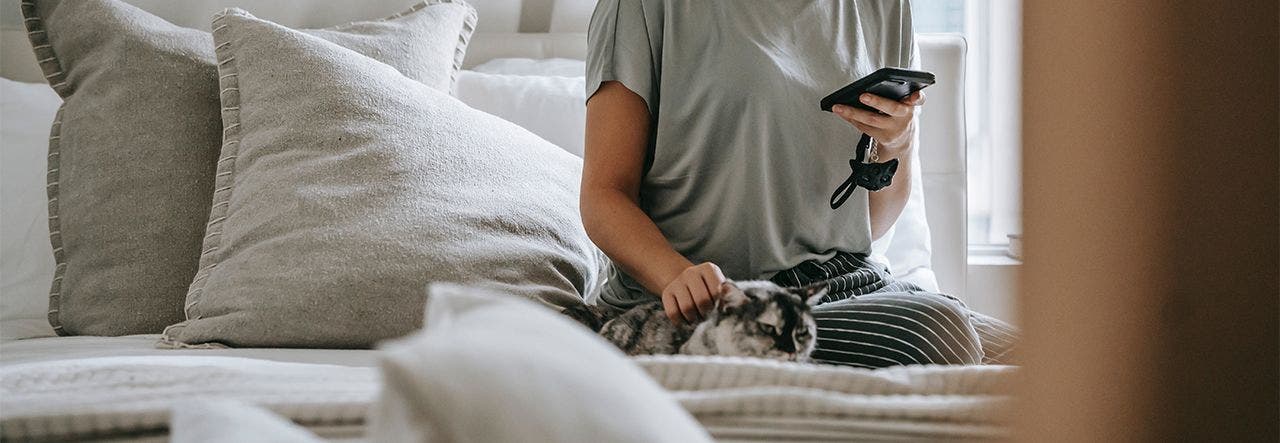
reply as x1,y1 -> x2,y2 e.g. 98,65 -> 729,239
770,252 -> 1017,368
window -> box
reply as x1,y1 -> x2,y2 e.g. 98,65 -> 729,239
913,0 -> 1022,245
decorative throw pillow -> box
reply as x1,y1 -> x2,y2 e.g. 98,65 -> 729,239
453,71 -> 587,156
21,0 -> 476,336
370,284 -> 711,443
471,57 -> 587,77
0,79 -> 60,341
160,8 -> 602,348
170,400 -> 325,443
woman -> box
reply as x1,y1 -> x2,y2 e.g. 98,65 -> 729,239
581,0 -> 1015,367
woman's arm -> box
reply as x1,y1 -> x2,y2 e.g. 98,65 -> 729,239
832,91 -> 926,240
582,81 -> 726,324
867,148 -> 914,240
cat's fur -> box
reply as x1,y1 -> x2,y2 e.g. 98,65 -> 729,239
564,280 -> 827,362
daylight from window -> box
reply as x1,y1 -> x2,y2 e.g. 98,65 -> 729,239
914,0 -> 1022,245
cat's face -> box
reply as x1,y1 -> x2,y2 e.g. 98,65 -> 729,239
691,280 -> 826,362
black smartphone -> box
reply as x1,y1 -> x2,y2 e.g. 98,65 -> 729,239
820,67 -> 935,113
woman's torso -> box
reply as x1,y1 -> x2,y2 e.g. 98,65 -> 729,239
588,0 -> 916,306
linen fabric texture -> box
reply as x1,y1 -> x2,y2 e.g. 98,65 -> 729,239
453,71 -> 588,157
20,0 -> 476,336
161,8 -> 601,348
170,400 -> 327,443
0,79 -> 60,340
370,283 -> 711,443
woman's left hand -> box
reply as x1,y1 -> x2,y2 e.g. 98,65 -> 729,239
831,91 -> 925,154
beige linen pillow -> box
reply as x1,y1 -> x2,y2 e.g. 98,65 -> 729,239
159,8 -> 601,348
21,0 -> 475,336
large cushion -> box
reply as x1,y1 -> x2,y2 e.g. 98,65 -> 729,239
170,400 -> 325,443
453,71 -> 587,156
20,0 -> 476,336
471,57 -> 587,77
370,283 -> 711,443
0,78 -> 60,341
160,8 -> 601,348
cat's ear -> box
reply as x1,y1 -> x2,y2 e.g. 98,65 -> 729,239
801,282 -> 829,306
718,281 -> 748,311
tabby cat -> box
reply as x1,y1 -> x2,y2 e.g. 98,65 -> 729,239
564,280 -> 827,362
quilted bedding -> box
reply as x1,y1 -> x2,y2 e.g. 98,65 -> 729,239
0,336 -> 1014,442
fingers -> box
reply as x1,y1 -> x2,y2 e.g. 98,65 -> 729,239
693,293 -> 714,318
833,105 -> 891,129
697,263 -> 727,297
691,264 -> 723,316
858,93 -> 911,117
672,284 -> 700,324
686,281 -> 710,321
662,262 -> 729,324
903,90 -> 927,106
850,121 -> 876,135
661,291 -> 682,324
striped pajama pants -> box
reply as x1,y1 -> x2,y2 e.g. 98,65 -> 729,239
770,252 -> 1018,368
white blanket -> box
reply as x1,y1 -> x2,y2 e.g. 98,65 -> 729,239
1,353 -> 1013,441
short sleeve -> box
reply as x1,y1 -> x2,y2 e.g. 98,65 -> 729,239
906,28 -> 922,71
585,0 -> 661,118
894,0 -> 920,70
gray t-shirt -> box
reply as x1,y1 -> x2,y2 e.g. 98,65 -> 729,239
586,0 -> 920,308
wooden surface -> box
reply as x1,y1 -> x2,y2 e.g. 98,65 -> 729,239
1018,1 -> 1278,441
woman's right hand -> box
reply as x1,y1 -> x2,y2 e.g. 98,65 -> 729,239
660,262 -> 728,324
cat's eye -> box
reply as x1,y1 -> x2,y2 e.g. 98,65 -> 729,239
758,324 -> 777,336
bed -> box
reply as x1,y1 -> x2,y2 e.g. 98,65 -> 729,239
0,0 -> 1009,441
2,334 -> 1014,442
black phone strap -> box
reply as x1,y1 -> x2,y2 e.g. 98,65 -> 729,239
829,134 -> 900,210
